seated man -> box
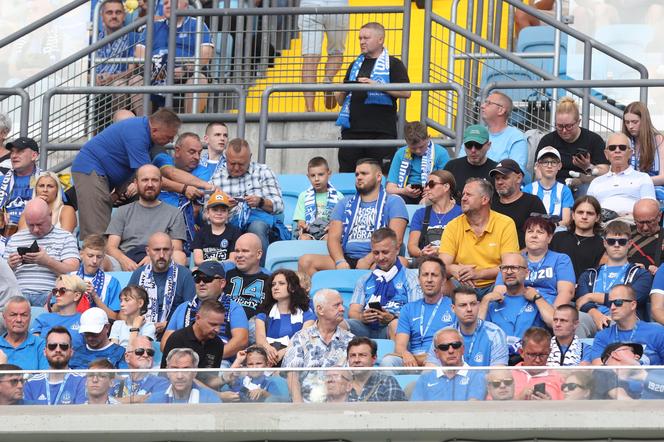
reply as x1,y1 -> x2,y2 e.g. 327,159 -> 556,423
69,308 -> 126,370
0,363 -> 31,405
282,289 -> 353,403
593,342 -> 644,400
3,198 -> 79,306
112,335 -> 169,403
210,138 -> 286,260
162,261 -> 248,363
629,199 -> 664,275
128,232 -> 196,335
84,358 -> 118,405
485,370 -> 515,401
348,228 -> 422,339
444,125 -> 497,192
381,256 -> 455,368
512,327 -> 564,400
106,164 -> 188,270
197,122 -> 229,182
147,347 -> 221,404
75,234 -> 122,320
587,132 -> 656,220
481,92 -> 528,173
411,327 -> 486,401
0,296 -> 48,370
0,137 -> 40,235
590,284 -> 664,366
299,158 -> 408,276
324,370 -> 353,403
439,178 -> 519,297
347,337 -> 406,402
548,305 -> 592,366
386,121 -> 450,204
576,220 -> 652,330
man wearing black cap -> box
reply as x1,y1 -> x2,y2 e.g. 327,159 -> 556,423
490,159 -> 546,248
0,137 -> 40,235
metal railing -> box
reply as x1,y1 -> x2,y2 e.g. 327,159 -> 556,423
257,83 -> 465,163
0,88 -> 30,138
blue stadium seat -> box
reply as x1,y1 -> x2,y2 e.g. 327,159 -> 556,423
374,338 -> 395,365
277,174 -> 310,229
265,240 -> 328,272
152,339 -> 163,369
405,204 -> 422,222
516,26 -> 568,76
394,374 -> 420,392
108,271 -> 132,289
30,306 -> 46,330
330,173 -> 356,197
309,269 -> 370,317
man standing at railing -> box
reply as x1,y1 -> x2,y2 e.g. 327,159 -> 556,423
334,22 -> 410,175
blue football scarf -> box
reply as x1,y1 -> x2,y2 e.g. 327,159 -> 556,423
341,186 -> 387,249
396,140 -> 435,188
265,304 -> 305,346
303,183 -> 343,224
363,259 -> 407,329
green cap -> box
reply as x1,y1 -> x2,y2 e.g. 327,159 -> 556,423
463,125 -> 490,145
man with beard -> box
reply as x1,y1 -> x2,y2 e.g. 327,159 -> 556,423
489,159 -> 546,248
69,308 -> 126,369
23,327 -> 86,405
299,158 -> 408,276
106,164 -> 188,270
112,335 -> 169,403
347,336 -> 405,401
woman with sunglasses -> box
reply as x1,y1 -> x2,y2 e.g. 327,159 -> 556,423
31,275 -> 86,348
622,101 -> 664,200
407,170 -> 462,258
561,370 -> 592,400
255,269 -> 316,366
17,172 -> 77,233
109,285 -> 156,347
535,97 -> 609,183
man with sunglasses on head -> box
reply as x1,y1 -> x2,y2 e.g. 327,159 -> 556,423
576,221 -> 652,333
587,132 -> 656,222
24,326 -> 86,405
0,363 -> 33,405
444,125 -> 497,192
590,284 -> 664,366
512,327 -> 563,400
480,92 -> 528,174
112,335 -> 169,403
411,327 -> 486,401
69,307 -> 127,370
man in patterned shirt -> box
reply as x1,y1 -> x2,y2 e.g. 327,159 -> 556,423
210,138 -> 284,262
346,336 -> 406,402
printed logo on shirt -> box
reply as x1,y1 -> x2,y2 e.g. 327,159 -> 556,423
220,239 -> 229,248
474,353 -> 484,363
61,391 -> 73,404
38,394 -> 46,401
442,312 -> 453,322
395,282 -> 404,289
460,377 -> 469,385
524,304 -> 535,313
488,242 -> 497,247
347,207 -> 377,243
427,382 -> 439,387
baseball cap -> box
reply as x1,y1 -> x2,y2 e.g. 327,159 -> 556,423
489,159 -> 523,176
6,137 -> 39,152
206,189 -> 231,209
601,342 -> 643,364
463,125 -> 490,145
193,260 -> 226,279
78,307 -> 109,334
536,146 -> 561,161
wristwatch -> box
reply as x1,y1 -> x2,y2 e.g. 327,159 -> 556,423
532,293 -> 542,302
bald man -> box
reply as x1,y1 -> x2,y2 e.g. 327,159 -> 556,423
128,232 -> 196,333
222,233 -> 270,319
630,199 -> 663,275
106,164 -> 188,271
587,133 -> 656,220
3,198 -> 79,306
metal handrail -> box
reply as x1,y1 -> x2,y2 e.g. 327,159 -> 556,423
39,85 -> 247,171
258,83 -> 465,164
0,88 -> 30,138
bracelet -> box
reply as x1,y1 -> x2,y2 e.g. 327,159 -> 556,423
129,328 -> 140,332
182,184 -> 188,194
335,259 -> 347,266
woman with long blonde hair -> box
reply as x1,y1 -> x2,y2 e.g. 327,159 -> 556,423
18,172 -> 77,232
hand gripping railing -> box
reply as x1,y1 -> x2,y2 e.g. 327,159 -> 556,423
0,88 -> 30,138
39,84 -> 246,171
257,83 -> 465,164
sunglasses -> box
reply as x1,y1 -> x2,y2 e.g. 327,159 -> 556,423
436,341 -> 463,351
561,382 -> 586,392
607,144 -> 629,152
604,237 -> 629,246
193,275 -> 217,284
0,378 -> 25,386
608,298 -> 634,307
488,379 -> 514,388
464,142 -> 484,151
425,180 -> 445,189
51,287 -> 71,296
46,343 -> 70,351
130,347 -> 155,357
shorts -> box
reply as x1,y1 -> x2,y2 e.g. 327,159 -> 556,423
343,254 -> 359,269
298,12 -> 349,56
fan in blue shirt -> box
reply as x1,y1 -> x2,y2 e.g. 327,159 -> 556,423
0,297 -> 48,370
68,308 -> 127,370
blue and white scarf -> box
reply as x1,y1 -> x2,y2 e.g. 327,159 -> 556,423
183,294 -> 232,341
547,336 -> 583,367
396,140 -> 435,188
266,304 -> 305,347
76,265 -> 108,305
336,48 -> 393,129
363,259 -> 408,328
177,196 -> 196,255
0,165 -> 41,210
138,261 -> 179,323
303,184 -> 343,224
199,151 -> 226,180
341,186 -> 388,249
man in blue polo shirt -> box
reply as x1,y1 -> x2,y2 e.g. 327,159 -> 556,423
0,297 -> 48,370
411,328 -> 486,401
591,284 -> 664,366
69,308 -> 127,370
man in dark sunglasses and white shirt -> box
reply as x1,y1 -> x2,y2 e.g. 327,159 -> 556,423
111,335 -> 169,403
587,132 -> 655,222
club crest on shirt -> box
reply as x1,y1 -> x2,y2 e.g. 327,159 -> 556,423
61,392 -> 73,404
460,376 -> 469,385
524,304 -> 535,313
220,239 -> 229,248
474,353 -> 484,363
442,312 -> 452,322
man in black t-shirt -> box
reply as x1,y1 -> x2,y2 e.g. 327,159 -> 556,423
334,22 -> 410,174
223,233 -> 270,319
444,125 -> 497,191
489,159 -> 546,248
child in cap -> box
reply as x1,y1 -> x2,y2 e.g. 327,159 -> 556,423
191,189 -> 241,266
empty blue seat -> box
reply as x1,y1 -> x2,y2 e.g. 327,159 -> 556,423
277,174 -> 311,229
394,374 -> 420,392
108,271 -> 132,290
374,338 -> 395,365
30,306 -> 46,330
309,269 -> 370,317
265,240 -> 328,272
330,173 -> 356,197
516,25 -> 568,76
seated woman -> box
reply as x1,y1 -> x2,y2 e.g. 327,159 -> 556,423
109,285 -> 156,347
220,346 -> 290,402
622,101 -> 664,200
406,170 -> 462,258
255,269 -> 316,366
18,171 -> 77,233
491,216 -> 576,306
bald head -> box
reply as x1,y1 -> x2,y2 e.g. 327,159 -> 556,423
146,232 -> 173,272
113,109 -> 135,123
136,164 -> 161,180
24,198 -> 52,237
634,198 -> 662,235
135,164 -> 161,202
234,233 -> 263,273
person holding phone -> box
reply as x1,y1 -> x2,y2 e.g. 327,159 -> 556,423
512,327 -> 564,400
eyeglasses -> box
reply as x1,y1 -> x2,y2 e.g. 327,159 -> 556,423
499,265 -> 527,273
604,237 -> 629,246
483,99 -> 504,108
538,160 -> 560,166
635,217 -> 660,226
464,142 -> 485,151
425,180 -> 445,189
523,352 -> 549,360
555,121 -> 578,131
561,382 -> 587,392
46,343 -> 70,351
436,341 -> 463,351
0,378 -> 25,386
193,275 -> 217,284
51,287 -> 72,296
488,379 -> 514,388
607,144 -> 629,152
608,298 -> 634,307
129,347 -> 155,357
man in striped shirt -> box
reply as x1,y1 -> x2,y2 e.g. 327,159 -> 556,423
3,198 -> 79,306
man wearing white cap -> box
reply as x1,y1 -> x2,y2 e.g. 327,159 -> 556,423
523,146 -> 574,227
69,307 -> 127,369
